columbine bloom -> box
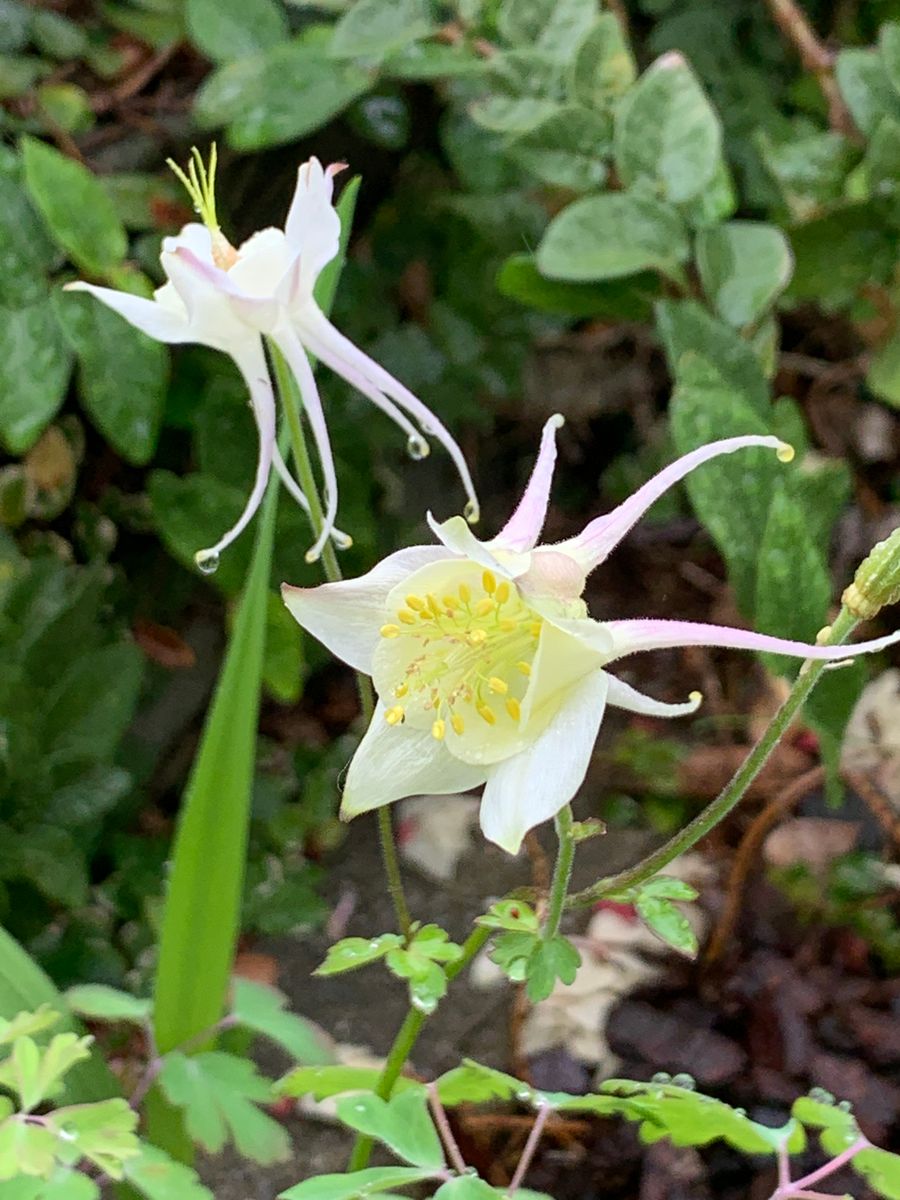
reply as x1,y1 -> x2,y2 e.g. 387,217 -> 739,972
283,416 -> 900,854
66,149 -> 478,569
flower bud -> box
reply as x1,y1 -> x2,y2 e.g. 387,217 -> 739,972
842,526 -> 900,619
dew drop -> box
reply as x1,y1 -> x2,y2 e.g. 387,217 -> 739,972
407,434 -> 430,461
194,549 -> 220,575
670,1073 -> 695,1090
464,499 -> 480,524
837,1100 -> 853,1112
651,1072 -> 671,1085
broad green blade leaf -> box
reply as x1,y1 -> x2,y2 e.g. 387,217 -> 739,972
434,1179 -> 497,1199
277,1065 -> 422,1100
0,928 -> 116,1102
536,188 -> 689,283
436,1061 -> 528,1106
508,106 -> 610,190
696,221 -> 793,328
496,254 -> 659,321
185,0 -> 287,62
525,936 -> 581,1002
279,1167 -> 438,1200
335,1090 -> 445,1169
0,168 -> 58,307
614,52 -> 722,203
835,47 -> 900,138
634,897 -> 697,958
64,986 -> 151,1025
568,13 -> 635,105
20,137 -> 126,275
868,329 -> 900,408
230,978 -> 332,1064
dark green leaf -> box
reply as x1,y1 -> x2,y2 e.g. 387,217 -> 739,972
0,299 -> 72,454
525,936 -> 581,1003
186,0 -> 287,62
696,221 -> 793,328
497,254 -> 658,320
537,188 -> 689,282
334,1090 -> 445,1169
835,47 -> 900,137
508,106 -> 610,190
21,138 -> 126,275
569,14 -> 636,106
330,0 -> 434,60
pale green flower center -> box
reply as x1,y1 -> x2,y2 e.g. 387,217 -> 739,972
376,569 -> 542,744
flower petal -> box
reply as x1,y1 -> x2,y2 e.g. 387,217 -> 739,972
282,545 -> 452,673
426,513 -> 529,579
284,158 -> 343,296
194,338 -> 276,561
606,618 -> 900,663
493,414 -> 564,552
270,443 -> 352,549
557,435 -> 789,575
606,673 -> 702,718
166,245 -> 279,335
479,669 -> 609,854
63,282 -> 193,344
297,320 -> 427,452
272,327 -> 341,563
295,304 -> 480,522
340,705 -> 487,819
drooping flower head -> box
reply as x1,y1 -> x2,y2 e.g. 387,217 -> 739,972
66,148 -> 479,569
284,418 -> 900,854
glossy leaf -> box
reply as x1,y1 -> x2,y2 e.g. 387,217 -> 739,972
696,221 -> 793,327
330,0 -> 434,59
334,1090 -> 445,1169
185,0 -> 287,61
0,298 -> 71,455
279,1167 -> 438,1200
277,1065 -> 422,1100
315,933 -> 403,976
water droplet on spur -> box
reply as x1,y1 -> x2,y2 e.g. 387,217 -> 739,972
464,499 -> 480,523
194,548 -> 220,575
407,434 -> 430,460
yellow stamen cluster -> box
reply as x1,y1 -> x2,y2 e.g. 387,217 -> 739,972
379,568 -> 543,741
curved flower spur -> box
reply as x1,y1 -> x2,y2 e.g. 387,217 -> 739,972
283,416 -> 900,855
66,148 -> 479,570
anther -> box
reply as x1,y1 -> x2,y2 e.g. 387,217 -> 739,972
385,706 -> 405,725
529,622 -> 542,638
431,719 -> 446,741
395,683 -> 409,697
406,595 -> 424,611
427,594 -> 442,617
517,661 -> 532,676
475,598 -> 495,617
505,697 -> 521,721
499,619 -> 516,632
458,583 -> 471,603
482,570 -> 497,594
380,624 -> 400,638
495,581 -> 510,604
398,609 -> 417,625
443,595 -> 458,610
477,703 -> 496,725
468,629 -> 487,645
488,677 -> 508,694
451,714 -> 465,735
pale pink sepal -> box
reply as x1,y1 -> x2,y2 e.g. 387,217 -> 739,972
557,435 -> 786,574
493,414 -> 565,553
284,157 -> 344,298
606,619 -> 900,662
295,305 -> 480,522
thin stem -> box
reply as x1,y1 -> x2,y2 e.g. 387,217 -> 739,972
507,1104 -> 550,1195
346,924 -> 492,1171
269,343 -> 411,937
763,0 -> 857,137
568,608 -> 859,908
782,1138 -> 868,1195
543,805 -> 575,940
427,1082 -> 468,1175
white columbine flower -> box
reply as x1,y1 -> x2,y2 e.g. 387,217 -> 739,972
283,416 -> 900,854
66,149 -> 478,569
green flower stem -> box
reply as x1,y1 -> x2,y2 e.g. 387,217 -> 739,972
567,607 -> 859,908
269,344 -> 411,938
543,804 -> 575,940
346,924 -> 492,1172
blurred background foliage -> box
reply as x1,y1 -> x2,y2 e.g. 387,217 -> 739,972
1,0 -> 900,989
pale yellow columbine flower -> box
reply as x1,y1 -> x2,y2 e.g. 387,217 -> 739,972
66,150 -> 478,569
283,417 -> 900,854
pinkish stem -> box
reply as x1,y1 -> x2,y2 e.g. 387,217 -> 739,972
508,1104 -> 550,1196
771,1136 -> 869,1200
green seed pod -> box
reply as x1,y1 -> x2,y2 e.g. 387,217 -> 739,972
842,526 -> 900,619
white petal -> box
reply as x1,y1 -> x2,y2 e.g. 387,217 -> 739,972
281,545 -> 452,673
231,227 -> 293,298
161,222 -> 214,260
284,158 -> 342,296
64,282 -> 192,344
272,327 -> 341,562
195,339 -> 276,560
426,513 -> 531,579
160,246 -> 255,347
479,669 -> 609,854
606,674 -> 702,718
341,706 -> 486,819
493,414 -> 564,552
